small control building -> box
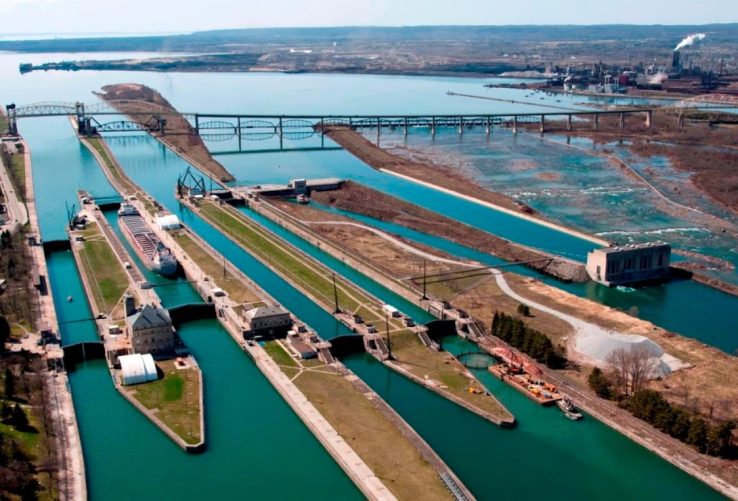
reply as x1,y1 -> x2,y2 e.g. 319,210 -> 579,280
586,242 -> 671,286
243,305 -> 292,338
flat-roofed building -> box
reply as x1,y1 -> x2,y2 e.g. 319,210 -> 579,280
243,305 -> 292,338
586,242 -> 671,286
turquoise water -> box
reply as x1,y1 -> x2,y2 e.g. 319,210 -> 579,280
345,346 -> 721,500
4,50 -> 730,498
68,320 -> 360,500
379,128 -> 738,283
99,131 -> 724,499
312,201 -> 738,353
28,128 -> 359,499
102,209 -> 202,308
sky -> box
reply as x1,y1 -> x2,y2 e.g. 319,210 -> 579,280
1,0 -> 735,36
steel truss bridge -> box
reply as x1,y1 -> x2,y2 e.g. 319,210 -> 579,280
5,94 -> 736,154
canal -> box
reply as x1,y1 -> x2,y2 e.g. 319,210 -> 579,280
3,52 -> 728,498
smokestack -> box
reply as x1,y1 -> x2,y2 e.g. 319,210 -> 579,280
672,50 -> 682,70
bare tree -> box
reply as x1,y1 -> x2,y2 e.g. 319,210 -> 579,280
627,345 -> 657,394
607,348 -> 630,397
606,346 -> 656,397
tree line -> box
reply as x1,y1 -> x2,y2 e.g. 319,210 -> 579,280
589,367 -> 735,459
491,311 -> 566,369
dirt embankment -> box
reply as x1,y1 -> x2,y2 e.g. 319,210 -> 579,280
311,181 -> 589,283
321,126 -> 538,216
96,83 -> 234,182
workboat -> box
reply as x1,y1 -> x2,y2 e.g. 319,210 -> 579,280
117,203 -> 178,277
557,397 -> 583,420
296,194 -> 310,204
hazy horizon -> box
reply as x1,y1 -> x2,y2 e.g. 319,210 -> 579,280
1,0 -> 736,35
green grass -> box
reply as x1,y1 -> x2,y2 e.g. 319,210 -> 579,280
9,153 -> 25,201
77,226 -> 128,313
199,202 -> 369,313
163,376 -> 184,401
0,420 -> 39,451
172,231 -> 259,304
263,340 -> 298,368
130,360 -> 202,444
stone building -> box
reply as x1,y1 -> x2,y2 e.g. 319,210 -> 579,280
126,303 -> 175,356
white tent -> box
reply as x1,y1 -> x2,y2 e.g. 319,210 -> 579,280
156,214 -> 182,231
119,353 -> 158,385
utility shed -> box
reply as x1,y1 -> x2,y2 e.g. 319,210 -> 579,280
243,305 -> 292,338
119,353 -> 158,385
586,242 -> 671,286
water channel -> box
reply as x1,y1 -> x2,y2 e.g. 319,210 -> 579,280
1,52 -> 729,498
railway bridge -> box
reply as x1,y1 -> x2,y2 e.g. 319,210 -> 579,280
5,94 -> 736,153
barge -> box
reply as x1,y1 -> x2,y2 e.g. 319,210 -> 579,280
488,347 -> 563,406
118,202 -> 178,277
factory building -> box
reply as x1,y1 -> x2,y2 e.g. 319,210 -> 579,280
125,296 -> 175,356
586,242 -> 671,287
243,305 -> 292,338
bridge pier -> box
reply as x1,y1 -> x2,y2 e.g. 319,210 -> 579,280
485,117 -> 491,135
593,113 -> 599,131
403,117 -> 408,136
458,117 -> 464,135
237,118 -> 242,152
619,112 -> 625,129
512,116 -> 518,134
645,110 -> 653,128
566,114 -> 572,131
677,113 -> 685,128
278,117 -> 284,150
539,115 -> 545,134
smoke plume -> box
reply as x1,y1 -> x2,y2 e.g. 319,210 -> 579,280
674,33 -> 706,51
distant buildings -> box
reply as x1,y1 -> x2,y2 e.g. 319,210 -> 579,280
586,242 -> 671,287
